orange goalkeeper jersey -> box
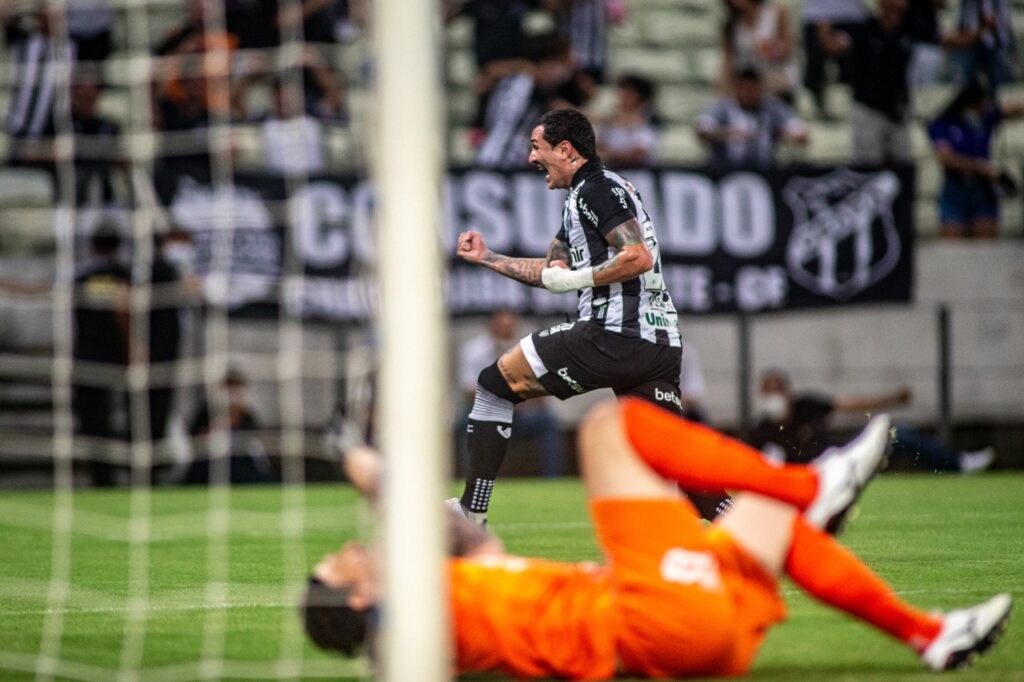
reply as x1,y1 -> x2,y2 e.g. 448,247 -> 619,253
449,555 -> 618,680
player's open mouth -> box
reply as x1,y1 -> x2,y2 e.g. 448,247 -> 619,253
533,162 -> 549,182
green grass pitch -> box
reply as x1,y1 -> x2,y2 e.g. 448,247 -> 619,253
1,473 -> 1022,681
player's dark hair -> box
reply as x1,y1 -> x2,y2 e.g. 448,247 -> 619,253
301,577 -> 376,658
524,32 -> 571,63
617,74 -> 655,104
935,80 -> 989,123
734,66 -> 762,84
90,223 -> 122,255
537,108 -> 597,161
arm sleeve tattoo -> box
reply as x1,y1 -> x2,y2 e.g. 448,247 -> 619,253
479,237 -> 570,287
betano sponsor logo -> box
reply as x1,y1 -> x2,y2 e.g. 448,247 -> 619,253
655,387 -> 682,410
557,367 -> 586,394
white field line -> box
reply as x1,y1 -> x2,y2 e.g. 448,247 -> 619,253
0,651 -> 361,682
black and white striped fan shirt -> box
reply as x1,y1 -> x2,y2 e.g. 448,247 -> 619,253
4,21 -> 76,139
477,72 -> 539,169
557,160 -> 681,347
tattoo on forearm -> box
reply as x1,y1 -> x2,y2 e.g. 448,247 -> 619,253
480,252 -> 546,287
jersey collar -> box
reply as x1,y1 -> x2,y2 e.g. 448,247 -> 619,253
570,159 -> 603,189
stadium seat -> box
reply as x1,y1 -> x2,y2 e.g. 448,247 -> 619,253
610,47 -> 690,83
0,168 -> 54,208
609,20 -> 643,48
690,47 -> 721,85
804,122 -> 850,162
917,157 -> 942,199
447,49 -> 477,88
638,11 -> 719,48
914,199 -> 939,238
910,123 -> 934,159
823,84 -> 852,118
656,85 -> 715,124
446,17 -> 473,49
447,88 -> 477,126
0,208 -> 56,251
449,127 -> 477,166
658,124 -> 705,164
997,119 -> 1024,156
1002,199 -> 1023,238
914,83 -> 954,120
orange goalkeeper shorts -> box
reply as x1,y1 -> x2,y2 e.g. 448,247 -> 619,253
591,498 -> 786,678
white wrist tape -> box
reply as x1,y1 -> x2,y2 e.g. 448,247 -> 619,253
541,266 -> 595,293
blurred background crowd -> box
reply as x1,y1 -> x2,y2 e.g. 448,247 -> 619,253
0,0 -> 1022,487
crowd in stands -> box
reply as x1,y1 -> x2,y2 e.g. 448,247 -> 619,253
0,0 -> 1021,235
452,0 -> 1021,238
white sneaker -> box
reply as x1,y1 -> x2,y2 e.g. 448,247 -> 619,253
921,593 -> 1012,671
959,447 -> 996,475
445,497 -> 487,527
805,414 -> 891,534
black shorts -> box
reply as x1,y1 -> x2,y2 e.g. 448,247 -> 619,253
520,320 -> 683,413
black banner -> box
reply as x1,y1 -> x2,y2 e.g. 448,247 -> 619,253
155,163 -> 914,318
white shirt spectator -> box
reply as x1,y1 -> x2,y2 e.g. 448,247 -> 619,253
261,116 -> 326,175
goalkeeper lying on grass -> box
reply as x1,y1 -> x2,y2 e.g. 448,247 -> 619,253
303,399 -> 1011,679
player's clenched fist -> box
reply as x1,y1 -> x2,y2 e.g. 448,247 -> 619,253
456,231 -> 488,263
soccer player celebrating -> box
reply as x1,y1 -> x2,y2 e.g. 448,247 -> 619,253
454,108 -> 682,524
305,401 -> 1011,677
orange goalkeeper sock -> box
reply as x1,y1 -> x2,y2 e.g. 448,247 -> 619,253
620,398 -> 818,509
786,517 -> 942,650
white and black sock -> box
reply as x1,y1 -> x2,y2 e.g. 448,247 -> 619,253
460,387 -> 514,515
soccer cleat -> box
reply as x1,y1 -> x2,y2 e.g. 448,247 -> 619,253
921,593 -> 1012,671
805,414 -> 891,534
445,497 -> 487,527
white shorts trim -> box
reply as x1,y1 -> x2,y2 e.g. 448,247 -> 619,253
519,334 -> 548,378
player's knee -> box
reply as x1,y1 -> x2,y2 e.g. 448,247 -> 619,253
476,362 -> 522,404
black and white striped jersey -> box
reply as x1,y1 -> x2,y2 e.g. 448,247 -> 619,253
4,21 -> 75,139
556,160 -> 681,347
477,73 -> 539,169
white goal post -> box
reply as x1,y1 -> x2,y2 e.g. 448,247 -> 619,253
373,0 -> 450,681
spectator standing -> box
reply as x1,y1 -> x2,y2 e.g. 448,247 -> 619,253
799,0 -> 868,118
748,368 -> 996,473
476,34 -> 584,169
721,0 -> 799,104
550,0 -> 614,84
457,311 -> 565,478
146,233 -> 196,445
820,0 -> 914,165
947,0 -> 1015,91
928,81 -> 1024,238
597,74 -> 658,168
73,226 -> 131,487
64,68 -> 123,206
695,67 -> 807,170
448,0 -> 546,135
3,8 -> 75,147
